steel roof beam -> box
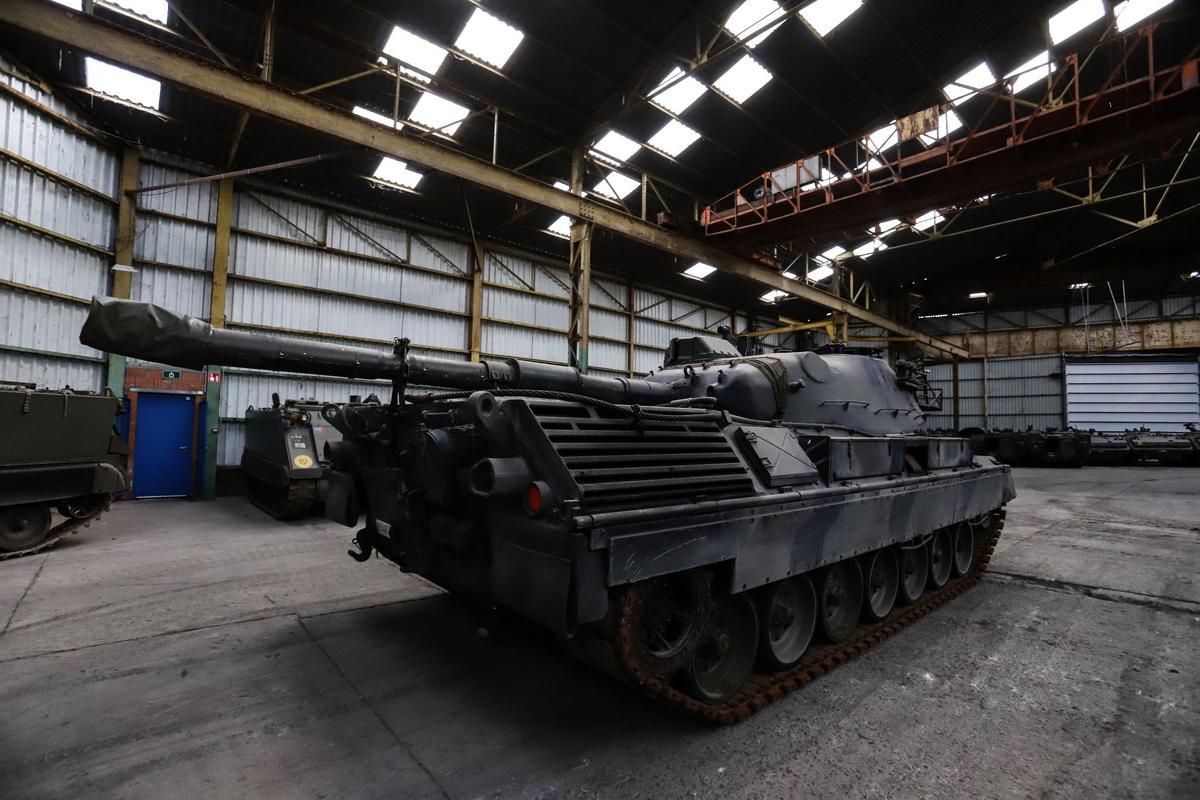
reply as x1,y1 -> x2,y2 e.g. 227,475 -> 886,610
0,0 -> 967,358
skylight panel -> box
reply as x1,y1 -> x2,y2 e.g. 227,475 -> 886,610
713,55 -> 772,104
383,25 -> 448,81
942,61 -> 997,106
353,105 -> 402,129
683,262 -> 717,279
865,122 -> 898,153
455,8 -> 525,69
918,109 -> 963,145
1048,0 -> 1106,45
648,68 -> 708,115
553,181 -> 570,191
592,171 -> 640,200
852,239 -> 888,258
799,0 -> 864,37
912,210 -> 944,231
49,0 -> 83,9
818,244 -> 846,261
84,57 -> 161,110
107,0 -> 168,24
408,91 -> 469,136
1114,0 -> 1174,31
592,131 -> 641,165
724,0 -> 787,48
373,157 -> 423,189
1006,51 -> 1056,94
546,215 -> 572,238
648,120 -> 701,157
760,289 -> 789,303
807,264 -> 835,282
1069,282 -> 1090,290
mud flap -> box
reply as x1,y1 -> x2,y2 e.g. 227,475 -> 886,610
492,537 -> 572,637
324,471 -> 361,528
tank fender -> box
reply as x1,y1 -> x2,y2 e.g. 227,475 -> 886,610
91,462 -> 126,493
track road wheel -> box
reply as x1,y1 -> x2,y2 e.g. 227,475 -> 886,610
896,542 -> 928,605
860,548 -> 899,622
818,560 -> 863,643
0,504 -> 52,553
951,523 -> 975,577
56,495 -> 107,521
625,572 -> 709,678
757,575 -> 817,671
927,528 -> 953,589
686,593 -> 758,705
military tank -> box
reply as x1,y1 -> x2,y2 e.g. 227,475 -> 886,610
0,384 -> 128,558
242,395 -> 343,519
80,297 -> 1014,722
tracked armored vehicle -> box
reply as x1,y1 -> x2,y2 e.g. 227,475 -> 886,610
81,297 -> 1014,721
242,395 -> 342,519
0,384 -> 127,558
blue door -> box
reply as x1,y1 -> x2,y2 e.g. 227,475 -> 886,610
134,393 -> 196,498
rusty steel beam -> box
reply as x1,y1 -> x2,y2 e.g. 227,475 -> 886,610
0,0 -> 968,358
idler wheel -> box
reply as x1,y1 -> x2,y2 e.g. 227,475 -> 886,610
927,528 -> 954,589
686,593 -> 758,705
817,560 -> 863,643
896,541 -> 928,605
0,504 -> 52,553
757,575 -> 817,671
859,548 -> 899,622
951,523 -> 975,577
56,495 -> 106,521
624,572 -> 709,677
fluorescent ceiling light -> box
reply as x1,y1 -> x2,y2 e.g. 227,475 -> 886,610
968,291 -> 988,299
799,0 -> 864,37
781,270 -> 798,279
713,55 -> 772,104
760,289 -> 789,303
353,105 -> 402,129
592,130 -> 641,164
683,262 -> 717,279
372,157 -> 423,189
408,91 -> 469,136
1006,51 -> 1056,94
807,264 -> 835,282
546,215 -> 572,238
724,0 -> 787,48
1048,0 -> 1106,45
49,0 -> 83,9
865,122 -> 898,153
592,171 -> 640,200
84,57 -> 161,110
553,181 -> 570,191
819,244 -> 846,261
1069,282 -> 1091,289
648,119 -> 701,157
943,61 -> 997,106
455,8 -> 525,69
648,67 -> 708,115
912,210 -> 944,231
107,0 -> 168,23
852,239 -> 888,259
383,25 -> 448,81
1186,270 -> 1198,279
918,110 -> 964,145
1114,0 -> 1174,31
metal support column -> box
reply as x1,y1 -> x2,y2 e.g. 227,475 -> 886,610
626,282 -> 636,376
568,150 -> 591,372
951,361 -> 961,432
203,177 -> 234,498
106,146 -> 139,396
469,240 -> 485,362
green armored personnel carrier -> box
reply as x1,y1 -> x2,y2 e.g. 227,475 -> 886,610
0,385 -> 128,558
242,394 -> 343,519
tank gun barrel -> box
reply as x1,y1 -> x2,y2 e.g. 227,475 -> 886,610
80,297 -> 676,404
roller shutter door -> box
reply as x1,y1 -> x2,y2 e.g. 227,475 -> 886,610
1065,359 -> 1200,432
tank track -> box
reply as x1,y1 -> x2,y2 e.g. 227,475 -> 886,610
247,477 -> 317,520
0,497 -> 111,561
593,508 -> 1005,724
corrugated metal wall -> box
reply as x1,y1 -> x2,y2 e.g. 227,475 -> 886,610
0,55 -> 118,391
925,355 -> 1065,431
1065,359 -> 1200,432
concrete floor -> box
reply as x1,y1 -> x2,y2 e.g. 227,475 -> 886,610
1,467 -> 1197,800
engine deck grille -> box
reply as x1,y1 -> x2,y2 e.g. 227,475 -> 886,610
528,401 -> 755,512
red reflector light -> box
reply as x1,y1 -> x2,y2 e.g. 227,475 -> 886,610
525,483 -> 543,514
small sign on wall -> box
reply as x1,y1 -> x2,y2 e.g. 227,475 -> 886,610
162,370 -> 181,380
208,371 -> 221,383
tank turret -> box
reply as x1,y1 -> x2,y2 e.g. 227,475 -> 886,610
79,296 -> 1012,719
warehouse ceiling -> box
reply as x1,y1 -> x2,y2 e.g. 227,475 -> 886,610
2,0 -> 1198,322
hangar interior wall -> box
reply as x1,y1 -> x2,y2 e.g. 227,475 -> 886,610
0,60 -> 784,466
